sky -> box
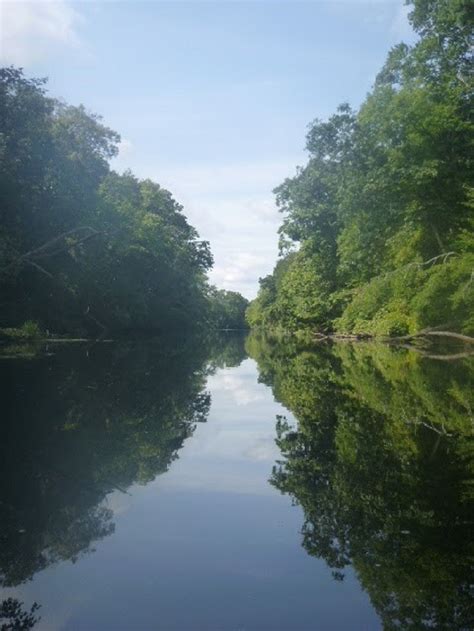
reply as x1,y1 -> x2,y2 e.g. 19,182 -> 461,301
0,0 -> 415,298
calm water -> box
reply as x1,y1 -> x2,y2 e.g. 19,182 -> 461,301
0,333 -> 472,630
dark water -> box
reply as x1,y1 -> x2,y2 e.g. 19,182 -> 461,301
0,333 -> 472,630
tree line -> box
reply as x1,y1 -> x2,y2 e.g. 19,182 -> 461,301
0,67 -> 248,336
247,0 -> 473,336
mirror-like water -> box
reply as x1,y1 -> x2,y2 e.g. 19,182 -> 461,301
0,334 -> 472,630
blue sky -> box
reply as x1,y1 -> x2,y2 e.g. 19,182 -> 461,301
1,0 -> 415,297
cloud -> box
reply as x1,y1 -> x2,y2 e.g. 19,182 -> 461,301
128,159 -> 301,298
0,0 -> 84,65
188,196 -> 282,298
210,251 -> 271,297
244,436 -> 279,463
242,197 -> 281,225
212,371 -> 265,406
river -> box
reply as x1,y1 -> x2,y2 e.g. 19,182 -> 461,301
0,333 -> 472,630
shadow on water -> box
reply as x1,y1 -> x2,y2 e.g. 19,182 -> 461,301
0,332 -> 247,592
247,332 -> 474,631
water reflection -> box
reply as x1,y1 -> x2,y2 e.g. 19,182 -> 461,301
1,333 -> 472,629
247,333 -> 474,631
0,597 -> 40,629
0,334 -> 246,590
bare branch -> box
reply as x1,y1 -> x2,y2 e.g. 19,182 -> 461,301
0,226 -> 101,275
26,260 -> 54,279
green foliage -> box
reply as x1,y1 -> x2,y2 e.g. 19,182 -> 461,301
245,255 -> 294,329
19,321 -> 41,338
336,253 -> 474,335
208,289 -> 249,329
247,2 -> 474,336
0,321 -> 42,340
247,334 -> 474,630
0,67 -> 235,335
273,248 -> 338,331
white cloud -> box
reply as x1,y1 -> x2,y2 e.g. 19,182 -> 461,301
132,159 -> 300,298
244,436 -> 278,463
200,198 -> 282,298
0,0 -> 84,65
247,197 -> 281,225
210,251 -> 271,297
212,371 -> 265,406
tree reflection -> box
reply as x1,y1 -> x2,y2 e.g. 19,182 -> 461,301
0,334 -> 243,587
207,331 -> 248,370
0,598 -> 40,630
248,333 -> 474,631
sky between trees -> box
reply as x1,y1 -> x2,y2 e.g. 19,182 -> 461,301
0,0 -> 416,298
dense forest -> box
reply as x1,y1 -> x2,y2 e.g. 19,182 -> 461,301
0,68 -> 247,336
247,333 -> 473,630
247,0 -> 473,337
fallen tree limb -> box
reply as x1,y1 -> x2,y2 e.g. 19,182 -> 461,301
0,226 -> 101,275
388,330 -> 474,344
0,226 -> 108,339
311,329 -> 474,350
397,344 -> 474,360
421,330 -> 474,343
26,260 -> 54,279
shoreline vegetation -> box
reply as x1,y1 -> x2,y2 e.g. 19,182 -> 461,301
1,2 -> 472,345
1,323 -> 473,364
2,322 -> 473,344
245,1 -> 473,339
0,69 -> 248,337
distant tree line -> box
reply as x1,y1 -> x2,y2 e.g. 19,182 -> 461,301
0,67 -> 247,335
247,0 -> 473,336
208,288 -> 249,330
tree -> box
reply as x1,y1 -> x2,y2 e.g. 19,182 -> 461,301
246,1 -> 474,336
0,67 -> 222,335
208,288 -> 249,329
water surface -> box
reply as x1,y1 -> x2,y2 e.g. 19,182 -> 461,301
0,334 -> 472,630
